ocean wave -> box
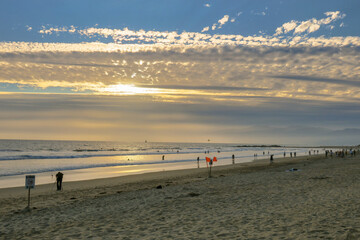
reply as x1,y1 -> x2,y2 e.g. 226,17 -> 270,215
0,158 -> 202,177
0,149 -> 234,161
0,149 -> 22,152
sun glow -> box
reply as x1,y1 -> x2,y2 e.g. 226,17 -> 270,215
98,83 -> 161,95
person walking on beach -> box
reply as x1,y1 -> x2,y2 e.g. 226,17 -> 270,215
270,154 -> 274,164
232,154 -> 235,164
197,157 -> 200,168
56,172 -> 64,191
162,155 -> 165,160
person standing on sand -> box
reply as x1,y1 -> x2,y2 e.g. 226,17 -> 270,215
56,172 -> 63,191
270,154 -> 274,164
197,157 -> 200,168
232,154 -> 235,164
162,155 -> 165,160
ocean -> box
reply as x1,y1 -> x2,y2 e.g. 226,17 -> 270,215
0,139 -> 324,188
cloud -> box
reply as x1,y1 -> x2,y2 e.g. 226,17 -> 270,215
39,25 -> 77,35
275,11 -> 346,36
251,8 -> 267,16
1,35 -> 360,144
217,15 -> 229,28
201,14 -> 230,32
201,26 -> 210,33
32,25 -> 360,47
204,3 -> 210,7
1,43 -> 359,108
271,75 -> 360,88
138,84 -> 269,92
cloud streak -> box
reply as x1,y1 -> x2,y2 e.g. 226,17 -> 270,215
275,11 -> 346,35
33,17 -> 360,47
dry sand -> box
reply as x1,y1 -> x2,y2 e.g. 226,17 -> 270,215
0,154 -> 359,239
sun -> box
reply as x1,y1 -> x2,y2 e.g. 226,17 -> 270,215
99,83 -> 160,95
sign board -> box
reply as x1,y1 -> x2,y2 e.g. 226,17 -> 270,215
25,175 -> 35,189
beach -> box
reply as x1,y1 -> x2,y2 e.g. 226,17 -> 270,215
0,154 -> 359,239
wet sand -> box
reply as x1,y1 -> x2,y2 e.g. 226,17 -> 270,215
0,154 -> 359,239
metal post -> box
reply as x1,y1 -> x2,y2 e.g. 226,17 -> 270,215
209,163 -> 212,178
27,187 -> 31,209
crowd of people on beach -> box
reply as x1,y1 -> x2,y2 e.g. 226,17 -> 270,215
325,149 -> 357,158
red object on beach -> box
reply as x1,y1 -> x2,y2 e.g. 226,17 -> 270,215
213,157 -> 217,162
206,157 -> 211,162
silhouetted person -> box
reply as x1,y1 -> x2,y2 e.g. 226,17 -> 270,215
197,157 -> 200,168
56,172 -> 63,191
270,154 -> 274,164
232,154 -> 235,164
162,155 -> 165,160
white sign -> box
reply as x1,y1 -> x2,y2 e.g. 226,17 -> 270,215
25,175 -> 35,189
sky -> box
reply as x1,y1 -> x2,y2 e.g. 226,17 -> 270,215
0,0 -> 359,145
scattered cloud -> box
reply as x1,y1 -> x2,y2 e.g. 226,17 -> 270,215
39,25 -> 76,35
1,42 -> 359,106
35,25 -> 360,47
275,11 -> 346,35
251,8 -> 268,16
271,75 -> 360,88
217,15 -> 229,28
204,3 -> 211,8
201,14 -> 230,32
201,26 -> 210,33
1,9 -> 359,144
26,26 -> 32,31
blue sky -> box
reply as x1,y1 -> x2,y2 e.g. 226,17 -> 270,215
0,0 -> 359,145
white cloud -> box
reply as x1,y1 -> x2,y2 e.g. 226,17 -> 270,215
275,11 -> 346,36
204,3 -> 210,7
4,25 -> 360,49
26,26 -> 32,31
39,25 -> 77,35
201,14 -> 231,32
217,15 -> 229,28
201,26 -> 210,32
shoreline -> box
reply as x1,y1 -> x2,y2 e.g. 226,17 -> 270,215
0,154 -> 321,202
0,147 -> 324,189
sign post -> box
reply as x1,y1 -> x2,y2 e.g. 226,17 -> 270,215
25,175 -> 35,209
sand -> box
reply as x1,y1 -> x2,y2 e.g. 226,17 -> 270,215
0,154 -> 359,239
